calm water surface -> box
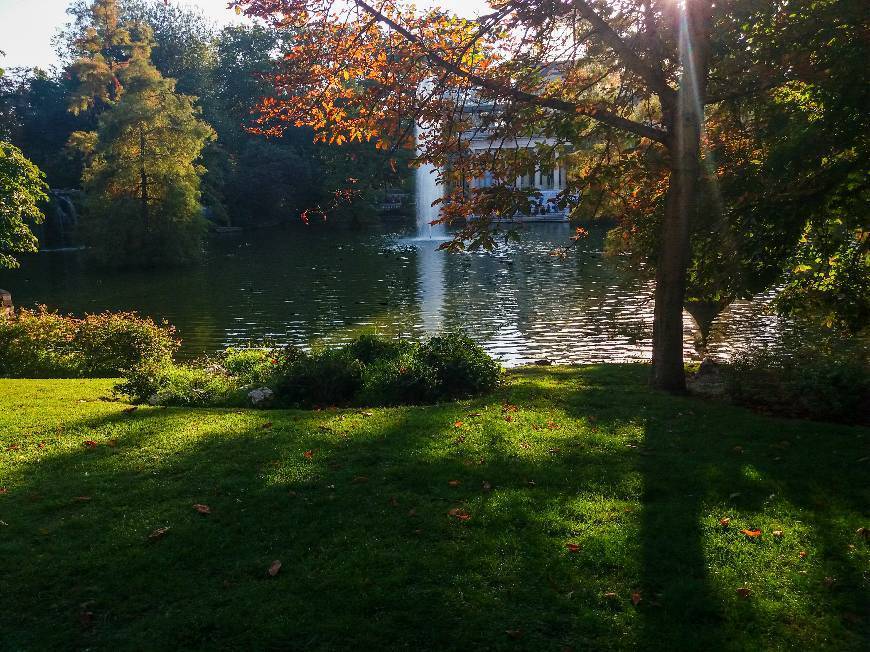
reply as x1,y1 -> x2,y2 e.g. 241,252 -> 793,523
0,221 -> 786,365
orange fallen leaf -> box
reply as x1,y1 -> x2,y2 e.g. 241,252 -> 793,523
193,504 -> 211,514
719,517 -> 731,527
799,550 -> 807,558
504,414 -> 513,423
303,450 -> 314,459
736,587 -> 752,598
0,488 -> 7,494
454,421 -> 463,428
566,543 -> 581,553
631,591 -> 642,606
148,526 -> 170,541
267,560 -> 282,577
740,528 -> 762,538
448,508 -> 471,521
448,480 -> 461,487
83,440 -> 98,448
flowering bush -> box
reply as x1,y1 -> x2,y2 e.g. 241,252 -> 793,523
0,306 -> 178,378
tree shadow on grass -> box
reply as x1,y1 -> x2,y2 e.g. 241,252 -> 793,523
1,368 -> 867,650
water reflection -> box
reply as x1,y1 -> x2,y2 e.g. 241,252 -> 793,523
0,221 -> 786,364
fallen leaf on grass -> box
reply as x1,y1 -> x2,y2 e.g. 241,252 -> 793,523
857,527 -> 869,539
736,587 -> 752,599
772,530 -> 784,538
360,411 -> 374,417
0,488 -> 7,494
267,560 -> 282,577
631,591 -> 642,606
547,420 -> 559,430
823,576 -> 836,588
448,480 -> 461,487
799,551 -> 807,558
122,406 -> 138,414
261,422 -> 273,430
303,450 -> 314,459
566,543 -> 581,553
83,440 -> 98,448
603,592 -> 618,600
740,528 -> 762,538
448,508 -> 471,521
719,517 -> 731,527
454,421 -> 463,428
193,504 -> 211,514
106,439 -> 118,448
504,414 -> 513,423
148,526 -> 170,542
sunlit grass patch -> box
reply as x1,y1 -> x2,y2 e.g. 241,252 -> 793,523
1,367 -> 867,650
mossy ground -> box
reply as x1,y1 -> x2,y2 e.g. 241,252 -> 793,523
1,366 -> 867,650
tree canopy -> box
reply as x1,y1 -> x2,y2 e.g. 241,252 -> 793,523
0,141 -> 48,269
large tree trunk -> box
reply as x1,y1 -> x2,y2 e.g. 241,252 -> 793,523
650,2 -> 710,392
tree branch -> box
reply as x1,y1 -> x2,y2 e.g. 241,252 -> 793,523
570,0 -> 676,105
352,0 -> 669,144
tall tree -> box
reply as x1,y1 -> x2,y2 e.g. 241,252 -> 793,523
0,141 -> 48,269
232,0 -> 866,391
72,27 -> 215,266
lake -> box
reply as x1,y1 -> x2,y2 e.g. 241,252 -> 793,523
0,219 -> 785,365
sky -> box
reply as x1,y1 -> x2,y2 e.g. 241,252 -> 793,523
0,0 -> 486,71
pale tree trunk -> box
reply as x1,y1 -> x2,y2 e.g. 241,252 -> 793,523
650,2 -> 711,392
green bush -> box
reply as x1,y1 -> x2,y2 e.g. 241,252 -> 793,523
121,332 -> 502,409
417,332 -> 503,400
117,360 -> 244,407
272,346 -> 364,408
0,307 -> 177,378
723,334 -> 869,424
220,347 -> 275,385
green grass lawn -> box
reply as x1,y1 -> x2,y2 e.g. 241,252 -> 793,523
1,366 -> 867,650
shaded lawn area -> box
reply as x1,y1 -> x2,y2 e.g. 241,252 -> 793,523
0,366 -> 867,650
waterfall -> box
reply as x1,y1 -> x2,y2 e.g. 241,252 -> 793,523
44,190 -> 81,249
414,121 -> 446,239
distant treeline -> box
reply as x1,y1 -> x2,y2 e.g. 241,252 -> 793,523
0,0 -> 409,237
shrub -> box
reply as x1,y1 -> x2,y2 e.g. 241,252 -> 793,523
723,333 -> 869,424
417,332 -> 502,400
0,306 -> 177,378
271,346 -> 364,408
221,347 -> 275,386
118,332 -> 501,409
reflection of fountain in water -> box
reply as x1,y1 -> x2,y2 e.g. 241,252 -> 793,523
417,240 -> 445,334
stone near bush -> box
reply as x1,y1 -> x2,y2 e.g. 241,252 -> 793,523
248,387 -> 274,407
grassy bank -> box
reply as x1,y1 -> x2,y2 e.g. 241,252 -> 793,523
1,366 -> 867,650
